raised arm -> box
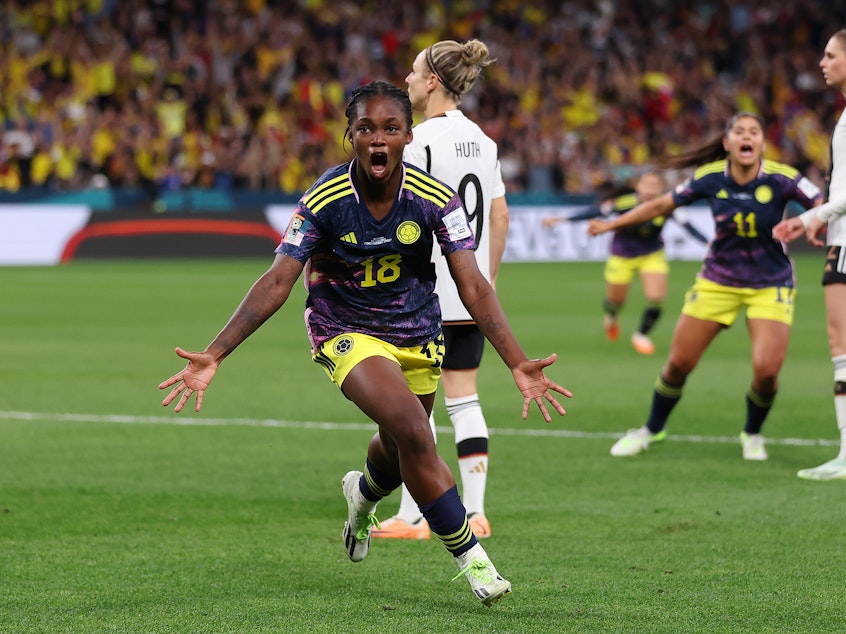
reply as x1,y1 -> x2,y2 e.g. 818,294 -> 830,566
159,254 -> 305,412
587,192 -> 676,236
446,249 -> 573,421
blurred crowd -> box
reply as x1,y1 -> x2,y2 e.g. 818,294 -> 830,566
1,0 -> 845,197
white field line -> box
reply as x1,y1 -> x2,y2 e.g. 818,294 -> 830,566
0,410 -> 838,447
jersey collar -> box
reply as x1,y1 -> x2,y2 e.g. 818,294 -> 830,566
347,159 -> 408,205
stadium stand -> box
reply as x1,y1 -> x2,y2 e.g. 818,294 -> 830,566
0,0 -> 844,197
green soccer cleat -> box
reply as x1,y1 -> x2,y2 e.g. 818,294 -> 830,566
341,470 -> 380,562
610,427 -> 666,457
797,457 -> 846,481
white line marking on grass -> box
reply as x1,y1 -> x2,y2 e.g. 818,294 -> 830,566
0,410 -> 838,447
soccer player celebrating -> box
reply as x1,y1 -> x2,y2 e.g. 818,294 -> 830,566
373,39 -> 508,541
588,112 -> 822,460
543,170 -> 709,355
774,29 -> 846,480
159,81 -> 572,606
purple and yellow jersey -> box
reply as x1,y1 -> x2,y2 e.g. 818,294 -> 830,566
602,193 -> 666,258
672,159 -> 821,288
275,160 -> 475,351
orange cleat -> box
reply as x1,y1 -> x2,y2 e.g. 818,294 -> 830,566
631,332 -> 656,355
468,514 -> 492,538
371,516 -> 431,539
603,315 -> 620,342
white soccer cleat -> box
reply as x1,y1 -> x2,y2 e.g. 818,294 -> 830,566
739,432 -> 768,461
453,543 -> 511,607
341,470 -> 380,562
797,457 -> 846,480
610,427 -> 666,457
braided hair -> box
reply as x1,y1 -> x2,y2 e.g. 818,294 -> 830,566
344,81 -> 413,135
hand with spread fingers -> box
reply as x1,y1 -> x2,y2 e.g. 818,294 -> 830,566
158,347 -> 219,413
512,354 -> 573,422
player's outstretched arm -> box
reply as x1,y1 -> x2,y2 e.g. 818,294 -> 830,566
511,353 -> 573,422
159,254 -> 304,413
446,249 -> 573,422
587,193 -> 675,236
159,347 -> 218,413
541,206 -> 600,229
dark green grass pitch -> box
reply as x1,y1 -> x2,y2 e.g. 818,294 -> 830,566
1,255 -> 843,633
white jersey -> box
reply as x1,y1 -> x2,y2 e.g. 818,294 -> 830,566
828,109 -> 846,246
404,110 -> 506,321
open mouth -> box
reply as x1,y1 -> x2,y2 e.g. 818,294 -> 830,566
369,152 -> 389,178
739,143 -> 754,159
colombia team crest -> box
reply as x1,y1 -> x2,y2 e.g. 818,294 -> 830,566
754,185 -> 773,204
396,221 -> 421,244
333,335 -> 354,356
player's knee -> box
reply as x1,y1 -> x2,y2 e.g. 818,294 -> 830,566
664,357 -> 695,381
393,417 -> 436,457
752,369 -> 779,393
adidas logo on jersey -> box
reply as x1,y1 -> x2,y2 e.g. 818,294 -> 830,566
340,232 -> 357,244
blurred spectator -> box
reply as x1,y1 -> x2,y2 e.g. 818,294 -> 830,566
3,118 -> 34,187
0,148 -> 22,192
0,0 -> 844,197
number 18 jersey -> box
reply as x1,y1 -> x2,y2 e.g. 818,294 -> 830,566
275,160 -> 475,352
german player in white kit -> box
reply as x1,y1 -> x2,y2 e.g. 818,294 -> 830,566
373,39 -> 509,539
774,29 -> 846,480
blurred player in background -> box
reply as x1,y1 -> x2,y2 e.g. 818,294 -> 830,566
159,81 -> 572,606
589,112 -> 822,461
543,170 -> 708,355
774,29 -> 846,480
373,39 -> 509,540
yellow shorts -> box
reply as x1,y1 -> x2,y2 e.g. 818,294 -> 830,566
681,277 -> 795,326
312,333 -> 444,395
604,250 -> 669,285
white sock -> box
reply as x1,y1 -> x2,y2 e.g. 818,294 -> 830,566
835,356 -> 846,460
395,484 -> 421,523
446,394 -> 489,517
393,412 -> 439,523
836,398 -> 846,461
